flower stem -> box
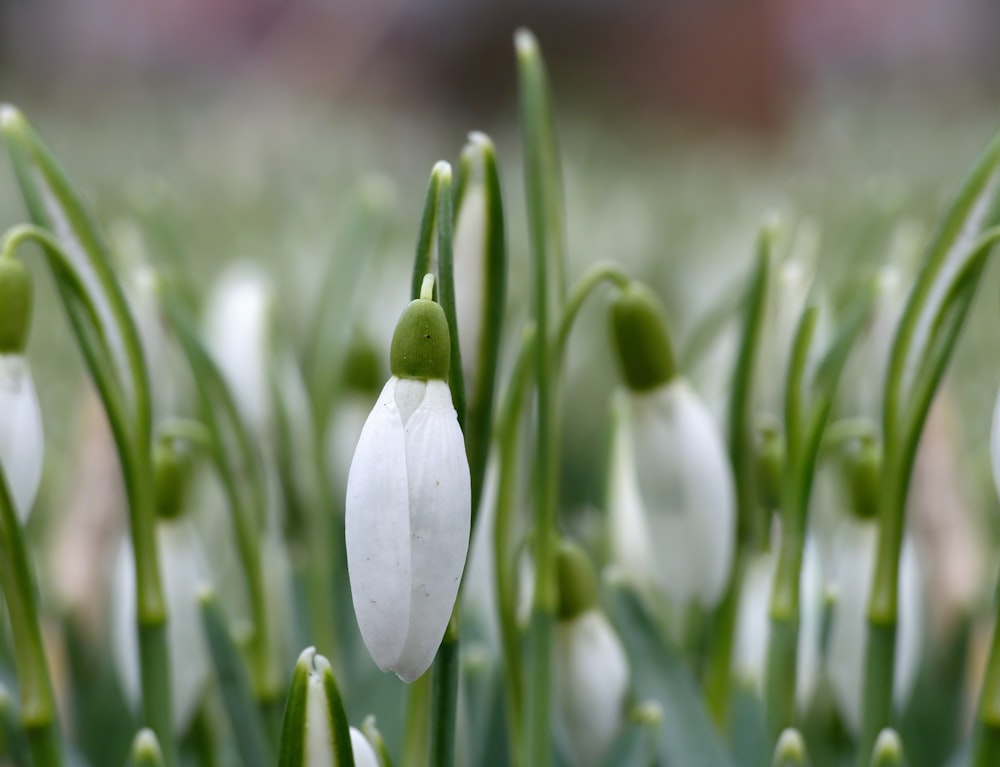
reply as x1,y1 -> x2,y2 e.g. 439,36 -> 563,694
971,606 -> 1000,767
0,471 -> 63,767
429,613 -> 461,767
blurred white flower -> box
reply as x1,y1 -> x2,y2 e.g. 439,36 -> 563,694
453,163 -> 487,393
111,518 -> 211,733
0,354 -> 43,522
553,610 -> 629,767
203,266 -> 273,437
734,535 -> 824,710
826,519 -> 922,735
607,380 -> 736,608
346,376 -> 470,682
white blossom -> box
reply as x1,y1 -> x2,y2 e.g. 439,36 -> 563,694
0,354 -> 43,522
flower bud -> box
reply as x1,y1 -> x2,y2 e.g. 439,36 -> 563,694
869,729 -> 905,767
609,282 -> 676,392
128,728 -> 165,767
772,728 -> 808,767
754,421 -> 784,511
153,439 -> 192,521
553,608 -> 629,767
278,647 -> 378,767
346,294 -> 470,683
0,258 -> 32,354
607,379 -> 735,607
0,352 -> 43,522
556,539 -> 598,621
111,517 -> 211,733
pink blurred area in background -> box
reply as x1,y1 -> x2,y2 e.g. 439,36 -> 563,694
0,0 -> 996,132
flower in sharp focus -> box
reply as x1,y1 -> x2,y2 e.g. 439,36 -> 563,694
0,257 -> 43,522
345,279 -> 471,683
607,282 -> 736,608
553,540 -> 629,767
279,647 -> 379,767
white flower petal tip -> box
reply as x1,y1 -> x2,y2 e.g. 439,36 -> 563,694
130,728 -> 164,766
773,728 -> 807,765
349,728 -> 380,767
608,380 -> 736,608
346,376 -> 471,684
554,610 -> 630,767
0,355 -> 44,522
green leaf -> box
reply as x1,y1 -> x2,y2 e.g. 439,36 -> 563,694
278,648 -> 355,767
199,589 -> 272,767
605,582 -> 735,767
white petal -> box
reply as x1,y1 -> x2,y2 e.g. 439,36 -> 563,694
607,391 -> 655,588
392,379 -> 471,682
350,727 -> 380,767
346,378 -> 412,673
629,381 -> 736,607
305,654 -> 335,767
462,455 -> 500,648
0,356 -> 43,522
826,520 -> 923,735
110,519 -> 211,733
203,266 -> 273,437
553,611 -> 629,767
453,183 -> 487,393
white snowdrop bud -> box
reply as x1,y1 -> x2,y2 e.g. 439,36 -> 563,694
278,647 -> 379,767
607,381 -> 736,607
203,265 -> 273,437
0,258 -> 43,522
345,284 -> 471,682
111,515 -> 211,733
826,519 -> 922,735
552,541 -> 629,767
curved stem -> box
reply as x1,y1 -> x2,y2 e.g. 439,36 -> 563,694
551,262 -> 630,364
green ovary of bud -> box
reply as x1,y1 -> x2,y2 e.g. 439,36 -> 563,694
389,299 -> 451,380
154,441 -> 192,520
0,258 -> 33,354
556,539 -> 598,621
610,282 -> 676,392
755,422 -> 784,511
841,437 -> 881,521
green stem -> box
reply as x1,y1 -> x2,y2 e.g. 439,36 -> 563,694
429,615 -> 460,767
552,262 -> 630,364
0,472 -> 63,767
402,675 -> 430,767
493,326 -> 536,766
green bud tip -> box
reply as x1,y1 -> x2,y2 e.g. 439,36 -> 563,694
390,283 -> 451,381
772,728 -> 807,766
841,435 -> 881,521
432,160 -> 452,186
556,539 -> 598,620
0,257 -> 33,354
610,281 -> 677,391
153,439 -> 193,521
631,700 -> 664,727
131,728 -> 164,765
870,729 -> 904,766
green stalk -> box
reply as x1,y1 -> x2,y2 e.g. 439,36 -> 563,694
705,226 -> 772,726
493,325 -> 536,765
429,616 -> 460,767
0,471 -> 63,767
517,28 -> 567,767
402,675 -> 430,767
972,606 -> 1000,767
552,262 -> 630,363
1,109 -> 176,766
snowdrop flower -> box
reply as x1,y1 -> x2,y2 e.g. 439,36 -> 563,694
346,276 -> 471,683
111,440 -> 210,733
203,265 -> 273,438
826,444 -> 922,735
553,541 -> 629,767
734,534 -> 824,710
279,647 -> 379,767
607,282 -> 736,608
0,257 -> 43,522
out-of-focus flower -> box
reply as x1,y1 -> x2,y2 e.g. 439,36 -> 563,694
203,265 -> 273,437
552,541 -> 629,767
345,284 -> 470,682
607,283 -> 736,608
0,257 -> 42,521
111,440 -> 210,733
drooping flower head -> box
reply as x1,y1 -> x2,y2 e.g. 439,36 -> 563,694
0,256 -> 43,522
346,275 -> 471,682
607,282 -> 736,608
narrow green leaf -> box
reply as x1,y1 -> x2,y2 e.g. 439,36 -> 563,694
605,582 -> 735,767
278,648 -> 354,767
198,590 -> 272,767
